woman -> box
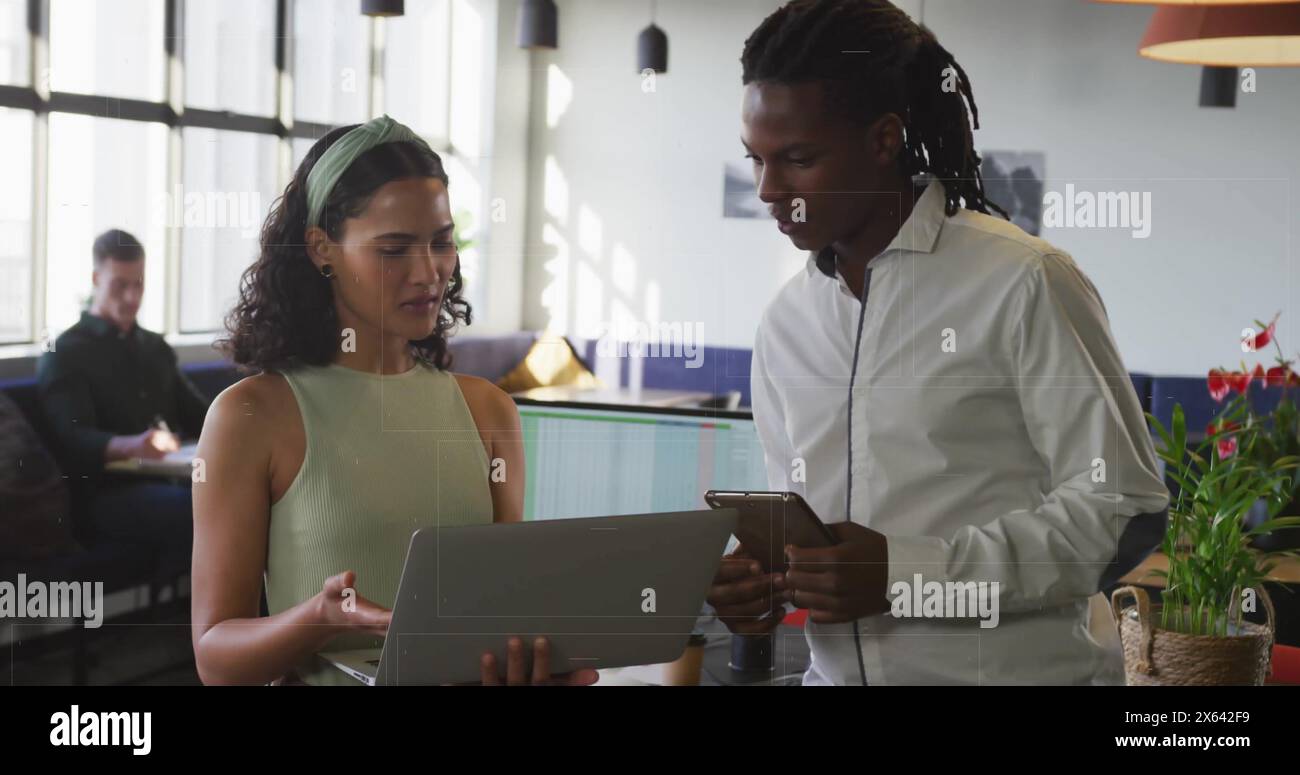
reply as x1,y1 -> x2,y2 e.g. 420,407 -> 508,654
191,116 -> 595,686
708,0 -> 1167,685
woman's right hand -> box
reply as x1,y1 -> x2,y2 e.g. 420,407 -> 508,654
706,544 -> 786,635
315,570 -> 391,637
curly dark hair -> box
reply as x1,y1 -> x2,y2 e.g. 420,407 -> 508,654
219,124 -> 472,372
742,0 -> 1006,219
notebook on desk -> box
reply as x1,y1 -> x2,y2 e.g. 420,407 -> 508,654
103,441 -> 200,477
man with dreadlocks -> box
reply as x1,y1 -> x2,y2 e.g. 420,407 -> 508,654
707,0 -> 1168,685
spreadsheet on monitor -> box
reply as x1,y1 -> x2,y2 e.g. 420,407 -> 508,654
516,402 -> 769,521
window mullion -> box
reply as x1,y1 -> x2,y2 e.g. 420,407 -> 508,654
443,0 -> 453,152
278,0 -> 294,188
164,0 -> 183,337
369,13 -> 382,120
29,0 -> 48,346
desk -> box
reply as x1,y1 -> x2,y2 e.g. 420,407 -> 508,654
512,385 -> 716,408
103,442 -> 199,478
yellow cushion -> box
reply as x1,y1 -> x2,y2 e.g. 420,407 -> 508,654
495,333 -> 601,393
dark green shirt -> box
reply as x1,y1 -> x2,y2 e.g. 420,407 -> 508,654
36,311 -> 211,477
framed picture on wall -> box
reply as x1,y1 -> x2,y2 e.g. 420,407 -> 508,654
722,161 -> 770,219
980,150 -> 1046,236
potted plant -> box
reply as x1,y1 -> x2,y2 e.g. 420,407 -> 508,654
1206,314 -> 1300,551
1111,381 -> 1300,684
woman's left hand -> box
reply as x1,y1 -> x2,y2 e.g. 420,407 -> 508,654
479,636 -> 600,686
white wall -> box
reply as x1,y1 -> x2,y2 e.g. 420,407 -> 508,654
521,0 -> 806,352
475,0 -> 530,334
516,0 -> 1300,376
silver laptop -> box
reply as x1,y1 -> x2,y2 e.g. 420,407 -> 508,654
322,508 -> 737,685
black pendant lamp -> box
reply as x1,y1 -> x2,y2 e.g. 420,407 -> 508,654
638,26 -> 668,73
637,1 -> 668,73
1198,66 -> 1238,108
362,0 -> 404,17
518,0 -> 558,49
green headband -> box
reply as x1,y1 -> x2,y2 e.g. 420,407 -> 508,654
304,114 -> 433,228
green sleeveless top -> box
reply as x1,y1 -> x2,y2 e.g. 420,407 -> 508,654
266,361 -> 494,685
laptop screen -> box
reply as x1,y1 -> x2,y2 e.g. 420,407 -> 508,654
515,401 -> 769,521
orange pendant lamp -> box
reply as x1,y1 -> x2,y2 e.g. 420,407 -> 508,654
1136,2 -> 1300,67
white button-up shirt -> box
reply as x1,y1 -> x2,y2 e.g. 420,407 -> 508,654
751,183 -> 1169,685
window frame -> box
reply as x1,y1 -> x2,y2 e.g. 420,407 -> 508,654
0,0 -> 462,348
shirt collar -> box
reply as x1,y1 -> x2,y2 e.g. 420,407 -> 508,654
81,310 -> 138,340
808,182 -> 947,279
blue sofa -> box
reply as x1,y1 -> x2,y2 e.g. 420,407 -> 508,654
1149,375 -> 1289,437
572,338 -> 755,407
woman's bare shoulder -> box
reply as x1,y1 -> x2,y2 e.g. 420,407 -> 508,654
203,371 -> 302,452
211,372 -> 294,422
452,372 -> 518,430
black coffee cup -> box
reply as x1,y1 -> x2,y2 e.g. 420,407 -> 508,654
729,632 -> 774,673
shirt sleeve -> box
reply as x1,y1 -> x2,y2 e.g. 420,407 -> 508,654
36,349 -> 115,476
883,252 -> 1169,613
750,318 -> 798,492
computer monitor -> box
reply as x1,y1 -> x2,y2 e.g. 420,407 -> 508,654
515,400 -> 769,521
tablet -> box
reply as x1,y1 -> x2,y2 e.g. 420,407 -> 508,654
703,490 -> 836,574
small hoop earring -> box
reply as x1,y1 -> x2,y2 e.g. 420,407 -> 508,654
320,264 -> 334,279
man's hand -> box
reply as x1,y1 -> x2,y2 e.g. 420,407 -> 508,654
105,428 -> 179,462
783,522 -> 889,624
706,544 -> 786,635
136,428 -> 180,458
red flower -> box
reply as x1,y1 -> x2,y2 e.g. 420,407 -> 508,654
1225,370 -> 1252,395
1208,369 -> 1231,402
1207,368 -> 1256,400
1244,320 -> 1277,352
1264,366 -> 1298,388
1206,420 -> 1241,460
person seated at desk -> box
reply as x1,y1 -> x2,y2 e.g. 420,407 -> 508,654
191,116 -> 595,686
36,228 -> 207,583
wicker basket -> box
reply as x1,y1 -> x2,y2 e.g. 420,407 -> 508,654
1109,586 -> 1274,686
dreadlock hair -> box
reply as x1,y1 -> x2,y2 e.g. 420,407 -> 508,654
741,0 -> 1006,219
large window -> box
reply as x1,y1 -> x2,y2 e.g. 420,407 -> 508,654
294,0 -> 370,126
0,0 -> 485,353
184,0 -> 276,117
0,108 -> 32,342
0,0 -> 28,85
49,0 -> 166,101
179,127 -> 279,332
46,114 -> 168,333
385,0 -> 450,146
291,135 -> 316,171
